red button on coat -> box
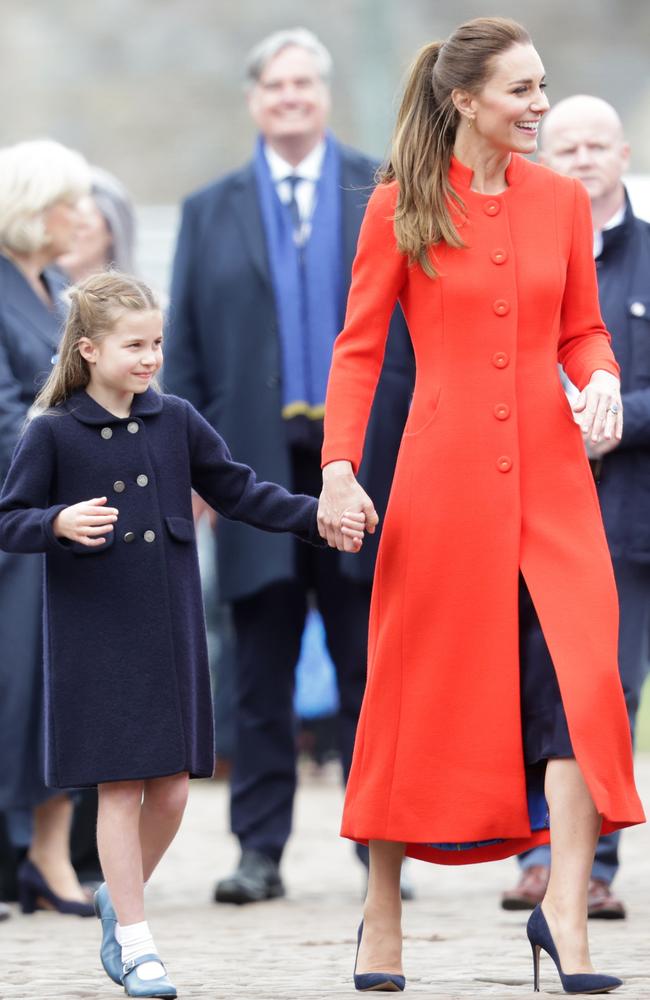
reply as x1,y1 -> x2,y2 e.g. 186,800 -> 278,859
491,248 -> 507,265
494,403 -> 511,420
492,352 -> 509,368
484,200 -> 500,216
497,455 -> 513,473
494,299 -> 510,316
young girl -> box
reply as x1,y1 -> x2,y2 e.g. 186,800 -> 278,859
0,272 -> 365,998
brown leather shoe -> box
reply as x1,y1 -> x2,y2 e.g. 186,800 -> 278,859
501,865 -> 550,910
588,878 -> 626,919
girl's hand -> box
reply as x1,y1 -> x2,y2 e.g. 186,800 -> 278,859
341,510 -> 366,553
318,461 -> 378,551
572,370 -> 623,444
53,497 -> 119,547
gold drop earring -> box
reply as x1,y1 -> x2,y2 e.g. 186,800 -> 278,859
467,116 -> 474,129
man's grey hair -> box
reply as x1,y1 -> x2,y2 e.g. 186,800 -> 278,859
244,28 -> 333,86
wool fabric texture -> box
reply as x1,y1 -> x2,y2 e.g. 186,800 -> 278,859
0,389 -> 322,788
322,154 -> 645,864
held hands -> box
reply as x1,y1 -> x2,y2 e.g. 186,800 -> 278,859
572,370 -> 623,449
318,460 -> 379,552
53,497 -> 119,547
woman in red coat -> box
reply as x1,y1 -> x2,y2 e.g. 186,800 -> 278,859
318,16 -> 645,995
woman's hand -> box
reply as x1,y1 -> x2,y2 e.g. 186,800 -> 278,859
572,370 -> 623,444
53,496 -> 119,546
318,461 -> 378,551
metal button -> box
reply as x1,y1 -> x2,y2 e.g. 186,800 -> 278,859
484,200 -> 500,216
497,455 -> 513,473
136,474 -> 149,487
494,403 -> 511,421
491,248 -> 507,265
492,352 -> 509,369
123,531 -> 135,543
493,299 -> 511,316
630,301 -> 646,317
100,427 -> 113,440
113,481 -> 126,493
127,421 -> 139,434
143,530 -> 156,543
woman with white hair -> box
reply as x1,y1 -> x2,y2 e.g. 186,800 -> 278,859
58,165 -> 136,281
0,138 -> 95,916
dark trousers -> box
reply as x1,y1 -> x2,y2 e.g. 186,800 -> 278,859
229,448 -> 371,862
519,557 -> 650,882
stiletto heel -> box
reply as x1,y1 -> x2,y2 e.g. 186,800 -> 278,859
526,904 -> 622,994
530,941 -> 540,992
16,859 -> 94,917
353,920 -> 406,993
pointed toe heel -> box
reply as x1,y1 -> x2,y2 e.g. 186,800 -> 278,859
122,953 -> 177,998
527,904 -> 623,994
353,921 -> 406,993
93,882 -> 122,985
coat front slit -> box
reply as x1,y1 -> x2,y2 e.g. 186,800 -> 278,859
322,154 -> 645,864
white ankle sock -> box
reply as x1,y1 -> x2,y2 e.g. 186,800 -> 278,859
116,920 -> 164,981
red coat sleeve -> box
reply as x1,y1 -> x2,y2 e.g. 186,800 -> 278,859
557,179 -> 620,389
321,183 -> 408,474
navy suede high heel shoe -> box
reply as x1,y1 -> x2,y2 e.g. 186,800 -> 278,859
353,921 -> 406,992
17,859 -> 94,917
527,904 -> 623,994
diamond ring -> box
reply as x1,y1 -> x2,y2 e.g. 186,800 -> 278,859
609,403 -> 620,415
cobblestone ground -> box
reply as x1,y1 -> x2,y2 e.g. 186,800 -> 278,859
1,757 -> 648,1000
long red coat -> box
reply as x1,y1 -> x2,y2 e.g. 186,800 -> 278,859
322,154 -> 645,865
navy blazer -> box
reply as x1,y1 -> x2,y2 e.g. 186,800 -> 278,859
165,141 -> 415,602
0,255 -> 67,480
594,194 -> 650,561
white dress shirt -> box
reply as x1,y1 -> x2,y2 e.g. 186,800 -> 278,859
264,140 -> 326,242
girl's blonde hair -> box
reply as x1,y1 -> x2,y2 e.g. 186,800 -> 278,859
381,17 -> 531,278
0,139 -> 90,254
34,271 -> 160,412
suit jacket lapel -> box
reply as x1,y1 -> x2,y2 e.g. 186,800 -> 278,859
231,165 -> 272,290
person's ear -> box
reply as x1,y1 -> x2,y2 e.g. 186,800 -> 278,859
77,337 -> 97,365
620,141 -> 631,175
451,88 -> 477,123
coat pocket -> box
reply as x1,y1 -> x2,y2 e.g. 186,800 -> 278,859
164,516 -> 195,543
71,530 -> 115,556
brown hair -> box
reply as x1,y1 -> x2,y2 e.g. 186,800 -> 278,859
382,17 -> 531,278
34,271 -> 160,411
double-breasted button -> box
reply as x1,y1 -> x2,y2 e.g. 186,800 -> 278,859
100,427 -> 113,440
497,455 -> 513,473
136,474 -> 149,487
492,352 -> 509,369
630,301 -> 646,317
494,403 -> 510,421
127,421 -> 139,434
491,248 -> 507,265
484,200 -> 500,216
143,530 -> 156,543
123,531 -> 136,543
113,480 -> 126,493
493,299 -> 510,316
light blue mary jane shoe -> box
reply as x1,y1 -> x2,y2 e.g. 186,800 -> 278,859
122,953 -> 178,998
93,882 -> 122,985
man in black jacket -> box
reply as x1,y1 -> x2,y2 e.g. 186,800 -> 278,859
502,95 -> 650,920
165,29 -> 413,903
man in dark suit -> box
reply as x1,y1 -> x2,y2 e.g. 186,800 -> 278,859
165,28 -> 414,903
502,95 -> 650,920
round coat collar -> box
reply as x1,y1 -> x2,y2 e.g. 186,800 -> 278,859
63,387 -> 164,425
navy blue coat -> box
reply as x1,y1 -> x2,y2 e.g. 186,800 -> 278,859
594,194 -> 650,561
165,141 -> 414,602
0,255 -> 67,809
0,389 -> 321,788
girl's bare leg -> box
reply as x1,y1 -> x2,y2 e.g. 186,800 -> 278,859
356,839 -> 405,975
140,772 -> 190,882
543,758 -> 601,973
29,793 -> 88,902
96,780 -> 145,925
